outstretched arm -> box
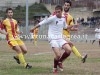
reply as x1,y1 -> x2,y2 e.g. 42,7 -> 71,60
63,19 -> 79,30
64,24 -> 79,30
30,16 -> 55,32
70,24 -> 79,31
30,24 -> 40,32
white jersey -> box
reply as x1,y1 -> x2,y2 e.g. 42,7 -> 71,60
39,15 -> 67,40
95,28 -> 100,39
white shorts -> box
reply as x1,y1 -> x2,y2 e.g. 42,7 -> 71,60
49,39 -> 68,48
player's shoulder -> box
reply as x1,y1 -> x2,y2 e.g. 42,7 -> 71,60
2,18 -> 8,23
48,15 -> 56,20
12,19 -> 17,22
3,18 -> 8,21
50,15 -> 56,18
68,13 -> 73,18
12,19 -> 17,23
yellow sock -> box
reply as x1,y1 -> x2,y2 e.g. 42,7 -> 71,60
34,39 -> 37,46
18,53 -> 27,67
72,46 -> 82,59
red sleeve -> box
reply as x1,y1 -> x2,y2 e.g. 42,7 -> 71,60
0,22 -> 1,29
0,22 -> 5,30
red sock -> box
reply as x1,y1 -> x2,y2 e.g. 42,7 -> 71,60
59,52 -> 70,62
54,58 -> 58,68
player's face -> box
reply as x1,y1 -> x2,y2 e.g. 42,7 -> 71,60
55,9 -> 62,18
64,2 -> 71,12
7,10 -> 13,18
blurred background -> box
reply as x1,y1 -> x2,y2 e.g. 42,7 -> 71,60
0,0 -> 100,41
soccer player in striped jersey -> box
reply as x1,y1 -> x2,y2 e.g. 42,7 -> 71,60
2,8 -> 32,69
59,0 -> 87,66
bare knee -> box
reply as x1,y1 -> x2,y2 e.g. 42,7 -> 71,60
68,42 -> 74,47
55,55 -> 61,60
20,46 -> 28,54
63,44 -> 72,54
22,50 -> 27,54
13,46 -> 22,54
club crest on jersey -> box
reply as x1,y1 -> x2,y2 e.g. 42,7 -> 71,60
56,21 -> 58,24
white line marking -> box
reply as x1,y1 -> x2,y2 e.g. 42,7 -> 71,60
33,52 -> 52,55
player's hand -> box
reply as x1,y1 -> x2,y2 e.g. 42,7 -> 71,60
73,24 -> 79,28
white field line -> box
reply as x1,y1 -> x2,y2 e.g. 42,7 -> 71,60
0,52 -> 52,57
33,52 -> 52,55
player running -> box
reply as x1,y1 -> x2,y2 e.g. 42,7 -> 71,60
1,8 -> 32,69
92,27 -> 100,46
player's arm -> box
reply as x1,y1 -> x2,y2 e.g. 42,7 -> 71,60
16,21 -> 23,34
63,19 -> 75,30
67,25 -> 78,30
16,31 -> 23,34
70,24 -> 79,31
30,16 -> 54,32
70,20 -> 79,31
0,29 -> 7,35
30,25 -> 40,32
16,27 -> 22,34
0,21 -> 8,35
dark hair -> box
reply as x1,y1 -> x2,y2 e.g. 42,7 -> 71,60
6,8 -> 13,13
55,5 -> 63,11
64,0 -> 72,6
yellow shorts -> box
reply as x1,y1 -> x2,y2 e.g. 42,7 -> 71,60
8,39 -> 24,48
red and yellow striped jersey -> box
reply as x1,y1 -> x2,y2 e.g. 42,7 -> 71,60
63,12 -> 74,38
2,18 -> 19,41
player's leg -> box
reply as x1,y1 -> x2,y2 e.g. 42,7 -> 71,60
92,40 -> 95,44
52,47 -> 61,73
13,46 -> 32,69
13,46 -> 26,66
66,39 -> 87,63
99,39 -> 100,46
13,39 -> 27,64
49,40 -> 61,73
20,45 -> 27,54
65,38 -> 82,58
16,39 -> 27,54
9,40 -> 32,69
56,39 -> 71,71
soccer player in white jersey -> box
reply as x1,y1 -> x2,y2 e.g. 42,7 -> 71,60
30,5 -> 78,73
92,27 -> 100,46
